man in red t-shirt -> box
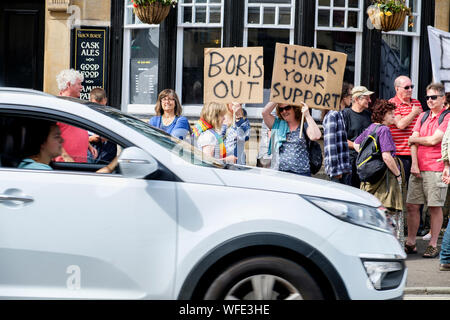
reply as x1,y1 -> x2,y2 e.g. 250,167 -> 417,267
389,76 -> 423,183
54,69 -> 97,162
405,83 -> 450,258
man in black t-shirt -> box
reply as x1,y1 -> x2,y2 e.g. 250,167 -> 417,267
342,86 -> 373,188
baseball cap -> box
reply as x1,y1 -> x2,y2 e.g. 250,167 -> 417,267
352,86 -> 374,99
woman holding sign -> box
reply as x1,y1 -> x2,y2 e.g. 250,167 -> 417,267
149,89 -> 191,140
262,102 -> 321,176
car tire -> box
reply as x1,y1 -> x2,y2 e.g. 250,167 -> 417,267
203,256 -> 324,300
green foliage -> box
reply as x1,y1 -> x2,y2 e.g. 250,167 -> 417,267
132,0 -> 177,7
373,0 -> 411,14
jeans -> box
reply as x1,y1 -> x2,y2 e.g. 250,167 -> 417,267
440,220 -> 450,264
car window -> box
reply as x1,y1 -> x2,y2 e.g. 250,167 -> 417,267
90,106 -> 227,169
0,115 -> 121,174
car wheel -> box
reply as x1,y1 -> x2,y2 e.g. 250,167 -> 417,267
204,256 -> 324,300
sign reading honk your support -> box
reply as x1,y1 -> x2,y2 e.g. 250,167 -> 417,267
270,43 -> 347,110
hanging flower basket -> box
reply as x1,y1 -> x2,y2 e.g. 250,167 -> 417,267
132,0 -> 177,25
367,1 -> 413,32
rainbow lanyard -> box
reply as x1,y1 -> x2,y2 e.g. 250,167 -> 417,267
193,118 -> 226,159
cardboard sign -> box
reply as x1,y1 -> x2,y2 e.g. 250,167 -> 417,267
204,47 -> 264,104
270,43 -> 347,110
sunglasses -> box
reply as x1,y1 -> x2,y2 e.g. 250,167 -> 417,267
399,85 -> 414,90
426,95 -> 444,101
278,105 -> 292,112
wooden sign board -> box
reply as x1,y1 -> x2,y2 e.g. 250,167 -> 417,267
71,26 -> 109,101
270,43 -> 347,111
204,47 -> 264,104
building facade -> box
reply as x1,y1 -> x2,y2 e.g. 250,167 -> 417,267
0,0 -> 449,119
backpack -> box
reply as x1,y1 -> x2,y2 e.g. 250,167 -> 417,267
420,109 -> 450,126
303,126 -> 323,175
355,124 -> 387,184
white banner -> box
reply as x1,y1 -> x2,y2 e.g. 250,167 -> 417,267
428,26 -> 450,92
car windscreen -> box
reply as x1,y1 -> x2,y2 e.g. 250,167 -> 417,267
90,106 -> 226,169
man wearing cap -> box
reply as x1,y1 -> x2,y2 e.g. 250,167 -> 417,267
342,86 -> 373,187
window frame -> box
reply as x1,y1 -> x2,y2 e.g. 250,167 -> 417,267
176,0 -> 225,116
121,0 -> 161,115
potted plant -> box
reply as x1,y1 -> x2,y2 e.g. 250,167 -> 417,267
367,0 -> 413,32
132,0 -> 178,25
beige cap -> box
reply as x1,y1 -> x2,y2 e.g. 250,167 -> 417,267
352,86 -> 374,98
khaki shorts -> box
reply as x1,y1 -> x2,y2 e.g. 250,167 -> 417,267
406,171 -> 448,207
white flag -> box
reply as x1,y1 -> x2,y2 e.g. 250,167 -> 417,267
428,26 -> 450,92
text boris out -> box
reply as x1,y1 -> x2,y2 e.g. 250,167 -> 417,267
270,43 -> 347,110
204,47 -> 264,104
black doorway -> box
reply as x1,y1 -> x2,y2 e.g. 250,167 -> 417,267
0,1 -> 45,90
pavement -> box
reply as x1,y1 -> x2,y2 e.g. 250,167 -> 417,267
403,235 -> 450,300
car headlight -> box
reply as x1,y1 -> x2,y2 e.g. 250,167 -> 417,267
303,196 -> 393,234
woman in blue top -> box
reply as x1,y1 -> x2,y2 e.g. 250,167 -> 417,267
18,120 -> 63,170
262,101 -> 321,176
149,89 -> 191,140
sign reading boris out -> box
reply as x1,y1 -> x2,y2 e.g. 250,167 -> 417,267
270,43 -> 347,110
204,47 -> 264,104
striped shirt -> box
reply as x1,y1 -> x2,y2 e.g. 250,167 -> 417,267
388,96 -> 422,156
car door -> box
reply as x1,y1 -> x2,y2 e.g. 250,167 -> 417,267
0,114 -> 177,299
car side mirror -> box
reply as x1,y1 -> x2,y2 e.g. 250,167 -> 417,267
118,147 -> 158,178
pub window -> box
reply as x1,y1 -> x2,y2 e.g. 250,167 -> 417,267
379,0 -> 421,99
122,0 -> 160,114
176,0 -> 224,110
244,0 -> 295,114
315,0 -> 364,86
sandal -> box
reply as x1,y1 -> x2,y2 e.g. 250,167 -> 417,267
404,243 -> 417,254
423,245 -> 439,258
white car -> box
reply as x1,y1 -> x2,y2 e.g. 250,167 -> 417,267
0,88 -> 406,300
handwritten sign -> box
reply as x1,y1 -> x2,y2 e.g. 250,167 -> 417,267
204,47 -> 264,104
270,43 -> 347,110
71,26 -> 109,100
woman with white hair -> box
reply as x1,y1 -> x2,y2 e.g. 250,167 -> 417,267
56,69 -> 84,98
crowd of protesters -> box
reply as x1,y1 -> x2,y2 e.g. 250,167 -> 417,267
51,68 -> 450,271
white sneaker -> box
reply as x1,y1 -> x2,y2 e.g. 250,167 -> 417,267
423,232 -> 431,240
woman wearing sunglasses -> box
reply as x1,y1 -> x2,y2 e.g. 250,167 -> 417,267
262,101 -> 321,176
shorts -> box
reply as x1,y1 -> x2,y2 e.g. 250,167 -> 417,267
406,171 -> 448,207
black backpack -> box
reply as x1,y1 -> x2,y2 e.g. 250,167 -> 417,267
303,126 -> 323,175
356,124 -> 387,184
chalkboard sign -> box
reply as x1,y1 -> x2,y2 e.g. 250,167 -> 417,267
71,26 -> 109,100
130,58 -> 158,104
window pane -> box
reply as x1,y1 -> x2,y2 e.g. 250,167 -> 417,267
249,0 -> 290,3
195,6 -> 207,23
333,10 -> 345,27
348,11 -> 358,28
129,28 -> 159,104
263,7 -> 275,24
316,31 -> 356,84
183,6 -> 192,23
209,6 -> 221,23
196,0 -> 207,3
318,10 -> 330,26
348,0 -> 359,8
183,0 -> 193,3
380,35 -> 412,99
247,28 -> 290,97
318,0 -> 330,6
334,0 -> 345,7
279,7 -> 290,25
210,0 -> 221,3
182,28 -> 221,105
248,6 -> 260,24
